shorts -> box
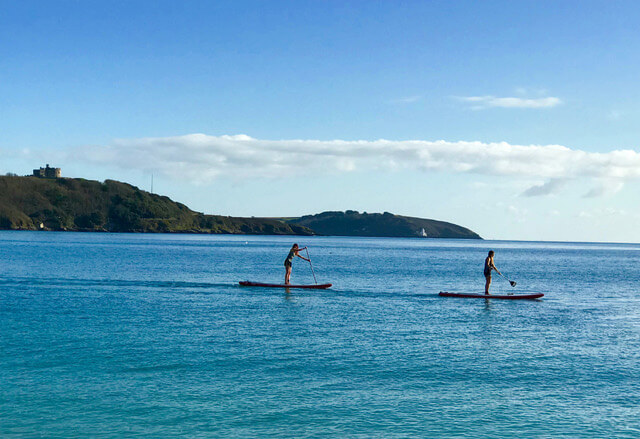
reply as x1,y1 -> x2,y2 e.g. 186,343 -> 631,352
284,261 -> 292,268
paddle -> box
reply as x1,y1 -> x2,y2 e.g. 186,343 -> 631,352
498,272 -> 517,287
305,247 -> 317,284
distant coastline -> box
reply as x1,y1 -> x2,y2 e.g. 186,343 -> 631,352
0,175 -> 481,239
283,210 -> 481,239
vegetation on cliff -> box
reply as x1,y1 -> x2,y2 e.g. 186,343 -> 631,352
0,176 -> 312,235
287,210 -> 481,239
0,176 -> 481,238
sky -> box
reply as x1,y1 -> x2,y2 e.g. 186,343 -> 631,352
1,0 -> 639,242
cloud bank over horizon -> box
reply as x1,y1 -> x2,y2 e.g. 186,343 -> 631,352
62,134 -> 640,198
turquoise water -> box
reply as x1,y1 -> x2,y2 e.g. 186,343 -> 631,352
1,232 -> 639,438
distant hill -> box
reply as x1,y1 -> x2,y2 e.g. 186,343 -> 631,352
287,210 -> 481,239
0,176 -> 481,239
0,176 -> 312,235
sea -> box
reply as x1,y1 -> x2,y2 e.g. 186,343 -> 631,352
1,231 -> 639,438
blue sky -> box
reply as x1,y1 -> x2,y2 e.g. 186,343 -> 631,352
2,1 -> 639,242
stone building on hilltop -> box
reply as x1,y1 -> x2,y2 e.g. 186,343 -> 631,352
33,164 -> 61,178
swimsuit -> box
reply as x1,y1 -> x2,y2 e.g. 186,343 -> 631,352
484,258 -> 492,277
284,248 -> 295,267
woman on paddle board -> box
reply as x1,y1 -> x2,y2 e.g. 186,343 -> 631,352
284,244 -> 310,285
484,250 -> 502,294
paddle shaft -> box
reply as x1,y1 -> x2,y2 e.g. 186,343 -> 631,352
498,271 -> 516,287
305,248 -> 317,284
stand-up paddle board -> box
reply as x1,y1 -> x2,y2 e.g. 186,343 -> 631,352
439,291 -> 543,300
240,281 -> 332,289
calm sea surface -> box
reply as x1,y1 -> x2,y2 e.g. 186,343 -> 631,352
1,232 -> 639,438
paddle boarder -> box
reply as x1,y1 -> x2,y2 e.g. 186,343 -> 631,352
484,250 -> 502,294
284,244 -> 310,285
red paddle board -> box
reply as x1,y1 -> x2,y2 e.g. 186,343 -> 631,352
439,291 -> 543,300
239,281 -> 332,289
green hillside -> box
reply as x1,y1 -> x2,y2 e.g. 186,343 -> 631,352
287,210 -> 481,239
0,176 -> 312,235
0,177 -> 482,238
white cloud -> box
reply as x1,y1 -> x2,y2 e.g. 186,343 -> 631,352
583,180 -> 624,198
521,179 -> 566,197
578,207 -> 627,219
390,95 -> 422,104
458,95 -> 562,109
57,134 -> 640,189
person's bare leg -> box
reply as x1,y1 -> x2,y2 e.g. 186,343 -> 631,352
485,276 -> 491,294
285,266 -> 292,284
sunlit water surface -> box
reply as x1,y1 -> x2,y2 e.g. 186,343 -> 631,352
1,232 -> 639,437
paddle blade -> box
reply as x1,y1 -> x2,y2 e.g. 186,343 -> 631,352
510,281 -> 517,287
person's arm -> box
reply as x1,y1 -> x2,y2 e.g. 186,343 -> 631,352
488,258 -> 500,274
296,253 -> 310,262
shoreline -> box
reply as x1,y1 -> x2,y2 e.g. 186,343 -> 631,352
0,228 -> 482,240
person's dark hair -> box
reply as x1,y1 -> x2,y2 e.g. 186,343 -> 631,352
488,250 -> 494,256
292,243 -> 298,248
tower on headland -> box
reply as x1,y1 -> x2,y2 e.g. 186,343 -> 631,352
33,164 -> 61,178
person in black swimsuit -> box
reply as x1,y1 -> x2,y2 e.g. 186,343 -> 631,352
484,250 -> 502,294
284,243 -> 310,285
